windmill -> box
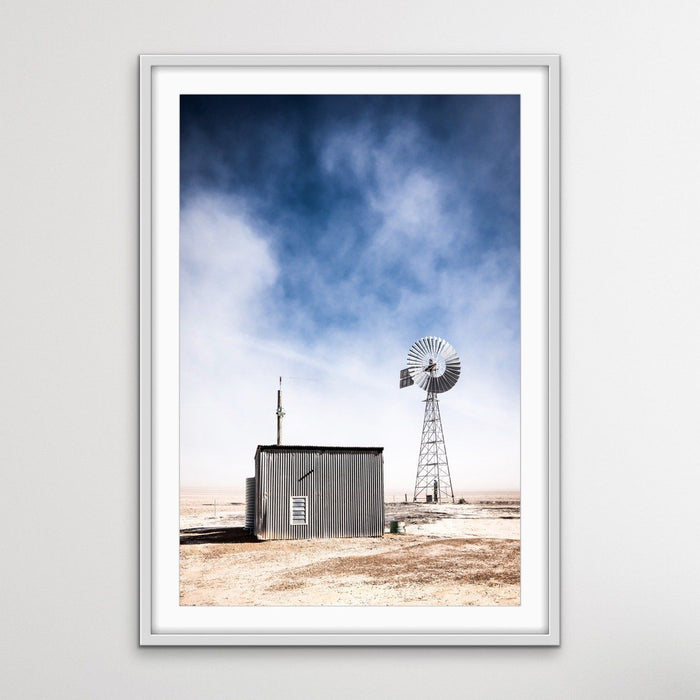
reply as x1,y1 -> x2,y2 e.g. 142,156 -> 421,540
400,336 -> 461,503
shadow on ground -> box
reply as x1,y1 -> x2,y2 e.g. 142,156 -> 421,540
180,527 -> 256,545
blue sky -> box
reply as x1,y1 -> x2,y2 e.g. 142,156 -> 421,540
180,95 -> 520,493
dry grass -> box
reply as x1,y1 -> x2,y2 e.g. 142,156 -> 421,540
269,537 -> 519,591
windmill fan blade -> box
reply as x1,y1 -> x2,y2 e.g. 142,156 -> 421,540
405,335 -> 461,393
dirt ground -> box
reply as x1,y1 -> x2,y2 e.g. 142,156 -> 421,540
180,492 -> 520,606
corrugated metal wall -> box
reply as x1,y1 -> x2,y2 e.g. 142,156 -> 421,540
244,477 -> 255,531
254,447 -> 384,540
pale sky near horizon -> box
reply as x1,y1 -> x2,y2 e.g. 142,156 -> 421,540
179,95 -> 521,492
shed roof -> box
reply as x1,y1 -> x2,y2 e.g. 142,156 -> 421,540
255,445 -> 383,458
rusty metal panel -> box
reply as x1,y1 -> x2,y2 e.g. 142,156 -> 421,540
253,446 -> 384,540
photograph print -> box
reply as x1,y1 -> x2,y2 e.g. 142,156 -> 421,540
178,93 -> 521,607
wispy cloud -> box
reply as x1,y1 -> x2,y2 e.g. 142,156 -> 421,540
180,95 -> 520,491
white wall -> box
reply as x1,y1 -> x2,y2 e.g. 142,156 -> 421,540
2,1 -> 699,697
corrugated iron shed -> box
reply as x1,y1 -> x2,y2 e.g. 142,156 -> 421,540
251,445 -> 384,540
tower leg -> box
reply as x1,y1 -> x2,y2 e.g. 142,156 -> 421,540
412,393 -> 455,503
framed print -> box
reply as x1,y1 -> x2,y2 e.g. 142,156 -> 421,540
140,54 -> 560,645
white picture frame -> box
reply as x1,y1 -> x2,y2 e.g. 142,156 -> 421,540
140,54 -> 560,646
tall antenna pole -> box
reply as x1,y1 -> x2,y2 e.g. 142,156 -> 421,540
276,376 -> 285,445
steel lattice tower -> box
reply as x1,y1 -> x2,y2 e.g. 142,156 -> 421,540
413,392 -> 454,503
